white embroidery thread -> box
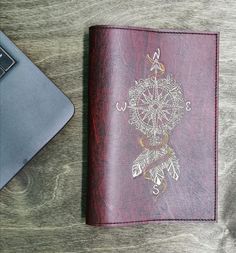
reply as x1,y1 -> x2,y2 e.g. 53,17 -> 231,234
128,49 -> 187,197
116,102 -> 127,112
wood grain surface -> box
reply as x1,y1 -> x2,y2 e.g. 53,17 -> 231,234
0,0 -> 235,252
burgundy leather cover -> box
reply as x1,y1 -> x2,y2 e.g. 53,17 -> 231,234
86,25 -> 219,227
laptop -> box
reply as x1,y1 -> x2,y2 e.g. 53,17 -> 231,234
0,32 -> 74,189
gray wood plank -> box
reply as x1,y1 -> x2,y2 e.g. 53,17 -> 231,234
0,0 -> 235,252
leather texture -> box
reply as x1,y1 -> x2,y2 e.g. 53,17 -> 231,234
86,25 -> 219,227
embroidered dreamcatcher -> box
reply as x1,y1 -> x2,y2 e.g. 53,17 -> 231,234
128,49 -> 187,196
115,48 -> 191,196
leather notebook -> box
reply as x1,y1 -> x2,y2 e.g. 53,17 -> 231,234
86,25 -> 219,227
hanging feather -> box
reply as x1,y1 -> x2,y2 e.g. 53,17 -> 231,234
167,158 -> 180,181
149,165 -> 165,185
132,164 -> 142,178
132,148 -> 163,178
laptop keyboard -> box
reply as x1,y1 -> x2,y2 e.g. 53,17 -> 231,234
0,46 -> 16,78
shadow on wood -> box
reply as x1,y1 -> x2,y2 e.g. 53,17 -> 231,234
81,32 -> 89,219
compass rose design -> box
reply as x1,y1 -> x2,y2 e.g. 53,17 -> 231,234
128,75 -> 185,138
127,48 -> 188,197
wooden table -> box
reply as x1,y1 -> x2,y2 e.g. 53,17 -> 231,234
0,0 -> 235,252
